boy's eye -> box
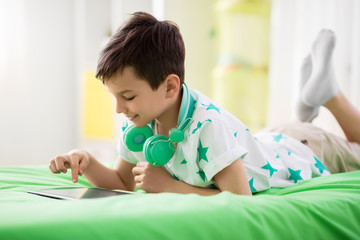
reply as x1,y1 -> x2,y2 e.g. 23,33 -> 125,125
124,96 -> 135,101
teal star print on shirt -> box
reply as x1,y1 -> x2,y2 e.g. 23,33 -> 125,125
192,119 -> 212,134
181,159 -> 187,164
314,156 -> 327,174
192,121 -> 204,134
197,170 -> 206,182
261,161 -> 278,177
198,141 -> 209,163
288,168 -> 303,183
273,134 -> 284,142
201,103 -> 221,114
249,178 -> 256,192
122,121 -> 129,132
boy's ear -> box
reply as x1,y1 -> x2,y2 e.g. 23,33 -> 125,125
164,74 -> 180,98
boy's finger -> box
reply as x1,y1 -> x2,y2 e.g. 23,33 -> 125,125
54,155 -> 68,173
49,161 -> 60,174
132,166 -> 143,176
69,154 -> 80,183
78,155 -> 88,175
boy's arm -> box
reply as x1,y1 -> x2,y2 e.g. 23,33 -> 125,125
84,155 -> 136,191
213,158 -> 252,195
133,158 -> 252,196
171,158 -> 251,196
133,162 -> 221,195
49,150 -> 135,191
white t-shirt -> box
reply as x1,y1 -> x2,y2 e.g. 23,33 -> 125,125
118,89 -> 330,192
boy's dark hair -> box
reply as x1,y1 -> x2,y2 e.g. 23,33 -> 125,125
96,12 -> 185,90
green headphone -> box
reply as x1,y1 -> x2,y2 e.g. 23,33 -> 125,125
123,83 -> 195,166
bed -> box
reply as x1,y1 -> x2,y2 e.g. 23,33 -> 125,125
1,165 -> 359,239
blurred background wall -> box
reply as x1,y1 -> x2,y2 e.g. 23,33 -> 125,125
0,0 -> 359,166
0,0 -> 217,165
0,0 -> 77,166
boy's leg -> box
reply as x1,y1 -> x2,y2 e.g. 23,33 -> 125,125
324,91 -> 360,143
299,29 -> 360,144
289,29 -> 360,172
296,55 -> 319,122
301,29 -> 339,107
296,29 -> 338,122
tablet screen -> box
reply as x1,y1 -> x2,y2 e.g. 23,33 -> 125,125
28,187 -> 131,200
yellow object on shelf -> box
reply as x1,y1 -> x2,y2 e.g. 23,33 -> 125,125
82,72 -> 114,139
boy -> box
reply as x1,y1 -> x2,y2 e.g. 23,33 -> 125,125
49,12 -> 360,195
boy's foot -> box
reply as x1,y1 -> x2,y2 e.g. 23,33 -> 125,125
296,55 -> 319,122
302,29 -> 339,107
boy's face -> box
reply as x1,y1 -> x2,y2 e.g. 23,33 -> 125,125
105,67 -> 168,127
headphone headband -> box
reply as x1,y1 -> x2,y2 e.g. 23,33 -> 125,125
178,83 -> 195,131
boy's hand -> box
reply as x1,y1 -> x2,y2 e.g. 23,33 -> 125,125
132,162 -> 175,193
49,150 -> 90,183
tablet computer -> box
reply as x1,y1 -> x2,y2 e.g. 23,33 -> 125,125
28,187 -> 132,200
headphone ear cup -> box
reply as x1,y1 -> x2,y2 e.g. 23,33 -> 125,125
169,128 -> 184,143
143,135 -> 174,166
123,125 -> 153,152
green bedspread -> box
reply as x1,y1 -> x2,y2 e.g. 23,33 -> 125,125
0,165 -> 359,240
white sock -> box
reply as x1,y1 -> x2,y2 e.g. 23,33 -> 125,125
296,55 -> 319,122
302,29 -> 339,107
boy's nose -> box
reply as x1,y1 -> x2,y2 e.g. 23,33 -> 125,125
115,101 -> 127,114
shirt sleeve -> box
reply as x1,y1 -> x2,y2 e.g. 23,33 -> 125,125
197,119 -> 248,181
